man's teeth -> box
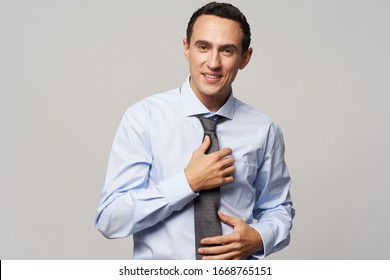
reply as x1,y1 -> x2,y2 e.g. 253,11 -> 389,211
204,74 -> 221,79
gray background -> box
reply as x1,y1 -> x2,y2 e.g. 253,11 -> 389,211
1,0 -> 389,259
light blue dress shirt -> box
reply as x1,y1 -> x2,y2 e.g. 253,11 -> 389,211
96,77 -> 295,259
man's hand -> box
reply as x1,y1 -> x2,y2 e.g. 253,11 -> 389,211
185,136 -> 235,192
197,211 -> 263,260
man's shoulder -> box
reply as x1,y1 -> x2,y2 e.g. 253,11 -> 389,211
125,87 -> 181,114
234,98 -> 275,125
233,98 -> 284,140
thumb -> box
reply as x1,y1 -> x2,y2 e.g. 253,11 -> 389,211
198,135 -> 211,154
218,211 -> 240,226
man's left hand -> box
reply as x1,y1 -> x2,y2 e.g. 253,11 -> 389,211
197,211 -> 263,260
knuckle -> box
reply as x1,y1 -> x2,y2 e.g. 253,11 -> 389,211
233,242 -> 242,250
211,153 -> 220,161
233,232 -> 244,242
217,178 -> 225,185
215,161 -> 223,169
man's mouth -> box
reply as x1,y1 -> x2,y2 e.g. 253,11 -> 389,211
203,73 -> 222,80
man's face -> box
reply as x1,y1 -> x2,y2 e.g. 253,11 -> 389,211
183,15 -> 252,111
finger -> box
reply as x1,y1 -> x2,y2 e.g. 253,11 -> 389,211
222,175 -> 234,185
202,250 -> 239,260
218,211 -> 241,226
215,147 -> 233,159
220,167 -> 235,184
202,252 -> 237,260
198,135 -> 210,153
198,243 -> 232,256
201,232 -> 236,246
220,161 -> 235,176
198,243 -> 241,260
222,156 -> 234,167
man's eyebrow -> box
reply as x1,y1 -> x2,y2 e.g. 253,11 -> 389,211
220,44 -> 239,51
194,40 -> 211,46
194,40 -> 239,51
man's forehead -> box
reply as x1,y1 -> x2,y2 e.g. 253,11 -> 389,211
191,15 -> 243,46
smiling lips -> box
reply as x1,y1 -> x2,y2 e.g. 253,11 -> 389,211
203,73 -> 223,81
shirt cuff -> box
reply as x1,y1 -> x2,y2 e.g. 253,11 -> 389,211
249,223 -> 276,259
157,170 -> 198,211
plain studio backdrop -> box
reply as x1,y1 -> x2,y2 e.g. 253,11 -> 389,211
1,0 -> 389,259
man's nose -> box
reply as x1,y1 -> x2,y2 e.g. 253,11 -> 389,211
207,50 -> 221,70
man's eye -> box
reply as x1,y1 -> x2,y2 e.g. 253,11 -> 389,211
198,45 -> 208,50
224,48 -> 233,54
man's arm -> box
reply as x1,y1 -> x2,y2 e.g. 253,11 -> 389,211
96,109 -> 197,238
251,123 -> 294,258
96,110 -> 237,239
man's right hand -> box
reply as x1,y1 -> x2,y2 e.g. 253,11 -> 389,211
185,135 -> 235,192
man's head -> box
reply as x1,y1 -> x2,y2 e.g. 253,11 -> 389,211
183,2 -> 253,111
186,2 -> 251,54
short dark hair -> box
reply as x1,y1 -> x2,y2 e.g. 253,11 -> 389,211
186,2 -> 251,53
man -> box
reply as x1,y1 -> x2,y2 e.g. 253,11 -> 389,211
96,2 -> 294,260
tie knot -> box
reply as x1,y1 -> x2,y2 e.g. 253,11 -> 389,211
197,115 -> 218,132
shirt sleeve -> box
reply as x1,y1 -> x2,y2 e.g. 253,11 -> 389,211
249,123 -> 295,259
95,108 -> 198,238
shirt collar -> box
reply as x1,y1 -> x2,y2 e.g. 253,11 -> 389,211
180,76 -> 235,120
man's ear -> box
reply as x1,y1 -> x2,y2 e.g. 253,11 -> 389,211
183,38 -> 190,61
239,47 -> 253,70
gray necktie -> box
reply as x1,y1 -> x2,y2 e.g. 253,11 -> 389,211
194,115 -> 223,260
